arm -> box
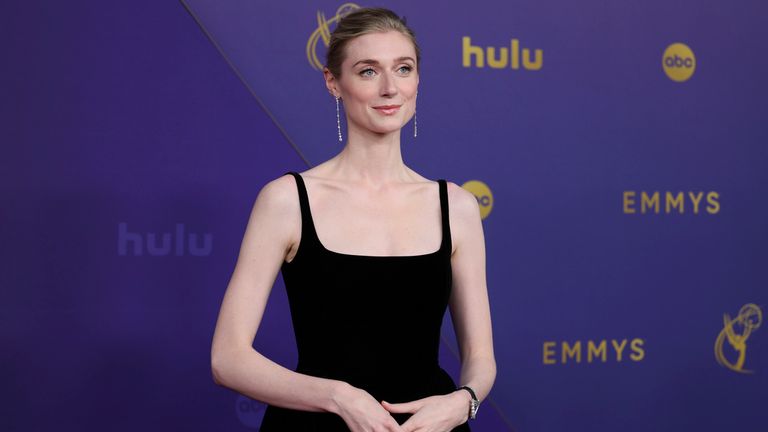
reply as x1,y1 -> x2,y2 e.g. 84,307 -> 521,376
447,181 -> 497,404
210,175 -> 349,414
381,182 -> 497,430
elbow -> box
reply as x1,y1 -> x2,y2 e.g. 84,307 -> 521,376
211,346 -> 251,387
487,354 -> 498,378
211,364 -> 224,387
471,353 -> 497,381
211,351 -> 230,387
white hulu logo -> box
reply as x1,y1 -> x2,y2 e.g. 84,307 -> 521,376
117,222 -> 213,256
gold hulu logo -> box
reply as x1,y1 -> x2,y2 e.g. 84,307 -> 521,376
462,36 -> 543,70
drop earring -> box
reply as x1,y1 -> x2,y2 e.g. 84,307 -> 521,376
413,92 -> 418,138
335,96 -> 342,142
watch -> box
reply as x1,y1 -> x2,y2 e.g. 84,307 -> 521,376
457,385 -> 479,420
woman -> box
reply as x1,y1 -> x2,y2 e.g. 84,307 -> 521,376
211,7 -> 496,432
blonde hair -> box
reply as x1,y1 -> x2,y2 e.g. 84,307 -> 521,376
325,7 -> 421,78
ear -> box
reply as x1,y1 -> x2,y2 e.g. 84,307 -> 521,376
323,67 -> 340,98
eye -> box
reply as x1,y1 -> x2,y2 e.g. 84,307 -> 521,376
359,68 -> 375,77
398,65 -> 413,74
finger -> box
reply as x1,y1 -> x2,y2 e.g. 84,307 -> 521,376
381,399 -> 423,413
387,416 -> 406,432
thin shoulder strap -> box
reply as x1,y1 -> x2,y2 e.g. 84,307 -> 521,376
437,179 -> 452,254
284,171 -> 318,242
285,171 -> 307,208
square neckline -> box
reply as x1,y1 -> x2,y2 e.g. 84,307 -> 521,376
295,173 -> 445,260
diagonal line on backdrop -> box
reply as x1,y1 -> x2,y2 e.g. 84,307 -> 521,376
179,0 -> 313,168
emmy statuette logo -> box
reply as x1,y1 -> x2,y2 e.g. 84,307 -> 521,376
306,3 -> 360,70
714,303 -> 762,373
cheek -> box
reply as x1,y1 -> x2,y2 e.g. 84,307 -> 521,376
346,91 -> 373,110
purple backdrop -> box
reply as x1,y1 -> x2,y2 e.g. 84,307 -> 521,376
3,0 -> 767,431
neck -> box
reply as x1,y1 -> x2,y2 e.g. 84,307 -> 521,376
329,123 -> 410,186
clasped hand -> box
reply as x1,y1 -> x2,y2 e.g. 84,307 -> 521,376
336,384 -> 468,432
382,391 -> 469,432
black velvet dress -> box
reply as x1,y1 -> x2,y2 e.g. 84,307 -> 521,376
259,172 -> 471,432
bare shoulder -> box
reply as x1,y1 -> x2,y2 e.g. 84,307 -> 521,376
254,173 -> 300,211
446,181 -> 481,222
444,181 -> 483,256
241,173 -> 302,260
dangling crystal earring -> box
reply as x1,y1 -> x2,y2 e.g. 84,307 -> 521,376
413,91 -> 418,138
335,96 -> 342,142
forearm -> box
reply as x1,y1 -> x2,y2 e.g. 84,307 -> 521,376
212,348 -> 350,414
457,355 -> 496,402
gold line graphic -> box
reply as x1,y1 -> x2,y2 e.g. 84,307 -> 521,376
306,3 -> 360,70
714,303 -> 762,373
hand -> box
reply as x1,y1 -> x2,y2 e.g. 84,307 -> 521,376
333,384 -> 405,432
381,390 -> 470,432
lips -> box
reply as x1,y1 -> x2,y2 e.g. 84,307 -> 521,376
373,104 -> 401,115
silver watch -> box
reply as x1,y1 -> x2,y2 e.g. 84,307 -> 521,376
457,386 -> 479,419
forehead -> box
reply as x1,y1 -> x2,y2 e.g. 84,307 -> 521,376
342,31 -> 416,65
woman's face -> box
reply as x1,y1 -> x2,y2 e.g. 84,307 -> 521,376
327,30 -> 419,137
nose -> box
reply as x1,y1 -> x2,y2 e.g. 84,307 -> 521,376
379,71 -> 398,97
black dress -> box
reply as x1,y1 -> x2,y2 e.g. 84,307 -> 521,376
259,171 -> 471,431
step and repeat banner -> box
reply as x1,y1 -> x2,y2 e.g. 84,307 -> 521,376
4,0 -> 766,431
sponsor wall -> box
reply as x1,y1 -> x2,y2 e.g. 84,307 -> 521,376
4,0 -> 766,431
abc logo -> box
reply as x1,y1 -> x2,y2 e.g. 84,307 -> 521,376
235,395 -> 267,428
461,180 -> 493,219
662,43 -> 695,82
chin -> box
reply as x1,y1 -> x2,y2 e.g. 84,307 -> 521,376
365,121 -> 403,133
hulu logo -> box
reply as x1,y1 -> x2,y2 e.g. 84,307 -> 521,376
462,36 -> 543,70
117,222 -> 212,256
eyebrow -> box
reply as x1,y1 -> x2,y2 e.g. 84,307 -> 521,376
352,56 -> 416,67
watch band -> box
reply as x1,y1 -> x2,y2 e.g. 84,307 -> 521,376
457,385 -> 477,400
457,385 -> 479,419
